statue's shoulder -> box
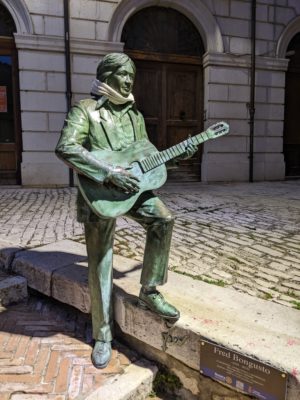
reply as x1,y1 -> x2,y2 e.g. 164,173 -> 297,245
75,98 -> 97,111
131,106 -> 144,121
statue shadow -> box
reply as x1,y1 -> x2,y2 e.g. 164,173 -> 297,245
0,247 -> 145,345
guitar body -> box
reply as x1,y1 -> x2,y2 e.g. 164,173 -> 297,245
77,139 -> 167,218
77,122 -> 229,218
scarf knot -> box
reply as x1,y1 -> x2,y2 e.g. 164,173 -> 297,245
91,79 -> 135,105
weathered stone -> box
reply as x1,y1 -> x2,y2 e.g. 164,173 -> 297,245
0,240 -> 23,270
113,256 -> 300,399
85,359 -> 157,400
52,260 -> 90,313
0,270 -> 27,306
123,332 -> 251,400
12,240 -> 87,295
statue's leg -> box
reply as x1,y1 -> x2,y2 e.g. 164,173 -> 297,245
84,220 -> 116,343
127,192 -> 179,319
127,191 -> 174,286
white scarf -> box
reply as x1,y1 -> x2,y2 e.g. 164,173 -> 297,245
91,79 -> 135,105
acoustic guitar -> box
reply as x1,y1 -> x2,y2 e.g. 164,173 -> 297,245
77,121 -> 229,218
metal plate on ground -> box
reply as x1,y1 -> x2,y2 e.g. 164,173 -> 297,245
200,339 -> 287,400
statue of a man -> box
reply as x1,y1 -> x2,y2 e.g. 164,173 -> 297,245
56,53 -> 196,369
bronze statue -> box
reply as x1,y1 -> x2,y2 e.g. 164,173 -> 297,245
56,53 -> 228,369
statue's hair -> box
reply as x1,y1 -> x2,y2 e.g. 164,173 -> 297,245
96,53 -> 136,82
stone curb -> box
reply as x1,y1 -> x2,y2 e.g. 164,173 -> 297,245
82,360 -> 157,400
11,240 -> 87,296
0,271 -> 27,306
0,239 -> 28,306
0,239 -> 24,271
4,239 -> 300,399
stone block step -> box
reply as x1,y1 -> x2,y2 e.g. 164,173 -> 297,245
0,270 -> 27,306
0,239 -> 23,271
9,239 -> 300,399
86,360 -> 157,400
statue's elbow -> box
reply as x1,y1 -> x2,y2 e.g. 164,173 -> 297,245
55,144 -> 64,160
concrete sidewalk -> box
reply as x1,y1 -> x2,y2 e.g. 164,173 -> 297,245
0,181 -> 299,308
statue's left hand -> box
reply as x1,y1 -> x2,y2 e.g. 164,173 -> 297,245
176,141 -> 198,161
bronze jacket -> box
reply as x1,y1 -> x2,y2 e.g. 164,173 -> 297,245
55,97 -> 149,222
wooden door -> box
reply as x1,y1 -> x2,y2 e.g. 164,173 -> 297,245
122,6 -> 204,181
133,57 -> 203,180
284,33 -> 300,177
0,5 -> 20,184
0,39 -> 20,184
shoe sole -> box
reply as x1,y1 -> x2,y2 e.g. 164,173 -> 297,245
137,299 -> 180,321
91,357 -> 110,369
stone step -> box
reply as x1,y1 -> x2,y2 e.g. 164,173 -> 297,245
0,239 -> 23,271
0,269 -> 27,306
86,360 -> 157,400
6,239 -> 300,399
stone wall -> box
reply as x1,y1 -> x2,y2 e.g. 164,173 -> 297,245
9,0 -> 300,184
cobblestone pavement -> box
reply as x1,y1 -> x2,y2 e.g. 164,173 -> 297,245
0,294 -> 139,400
0,181 -> 299,308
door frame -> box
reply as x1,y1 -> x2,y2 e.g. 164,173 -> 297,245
126,49 -> 203,66
0,36 -> 22,184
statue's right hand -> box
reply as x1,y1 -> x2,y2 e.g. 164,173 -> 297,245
106,166 -> 140,193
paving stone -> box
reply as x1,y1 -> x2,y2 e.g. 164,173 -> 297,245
0,182 -> 299,306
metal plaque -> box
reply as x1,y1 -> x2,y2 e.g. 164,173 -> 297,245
200,339 -> 287,400
0,86 -> 7,113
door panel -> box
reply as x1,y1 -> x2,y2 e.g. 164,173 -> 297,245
284,33 -> 300,177
284,69 -> 300,176
0,40 -> 20,184
166,67 -> 199,121
132,58 -> 203,181
134,64 -> 161,118
134,61 -> 162,148
0,56 -> 14,142
0,144 -> 16,169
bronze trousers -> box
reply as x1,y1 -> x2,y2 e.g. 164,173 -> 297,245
84,191 -> 174,342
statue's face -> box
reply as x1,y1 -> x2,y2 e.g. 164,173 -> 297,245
107,63 -> 135,97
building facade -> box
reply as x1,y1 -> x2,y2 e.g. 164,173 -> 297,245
0,0 -> 299,186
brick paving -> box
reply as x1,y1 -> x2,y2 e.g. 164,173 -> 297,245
0,294 -> 138,400
0,181 -> 300,308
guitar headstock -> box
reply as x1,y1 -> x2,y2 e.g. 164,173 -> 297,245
206,122 -> 229,139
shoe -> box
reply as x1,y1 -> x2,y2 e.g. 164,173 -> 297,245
91,340 -> 112,369
138,289 -> 180,320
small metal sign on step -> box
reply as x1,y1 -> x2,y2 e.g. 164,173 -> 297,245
200,339 -> 287,400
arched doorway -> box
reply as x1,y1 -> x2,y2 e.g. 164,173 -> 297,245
0,3 -> 21,184
121,7 -> 205,180
284,33 -> 300,178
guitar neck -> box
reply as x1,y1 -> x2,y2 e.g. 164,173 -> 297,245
140,130 -> 210,173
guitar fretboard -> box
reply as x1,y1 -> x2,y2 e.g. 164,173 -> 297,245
140,130 -> 209,173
